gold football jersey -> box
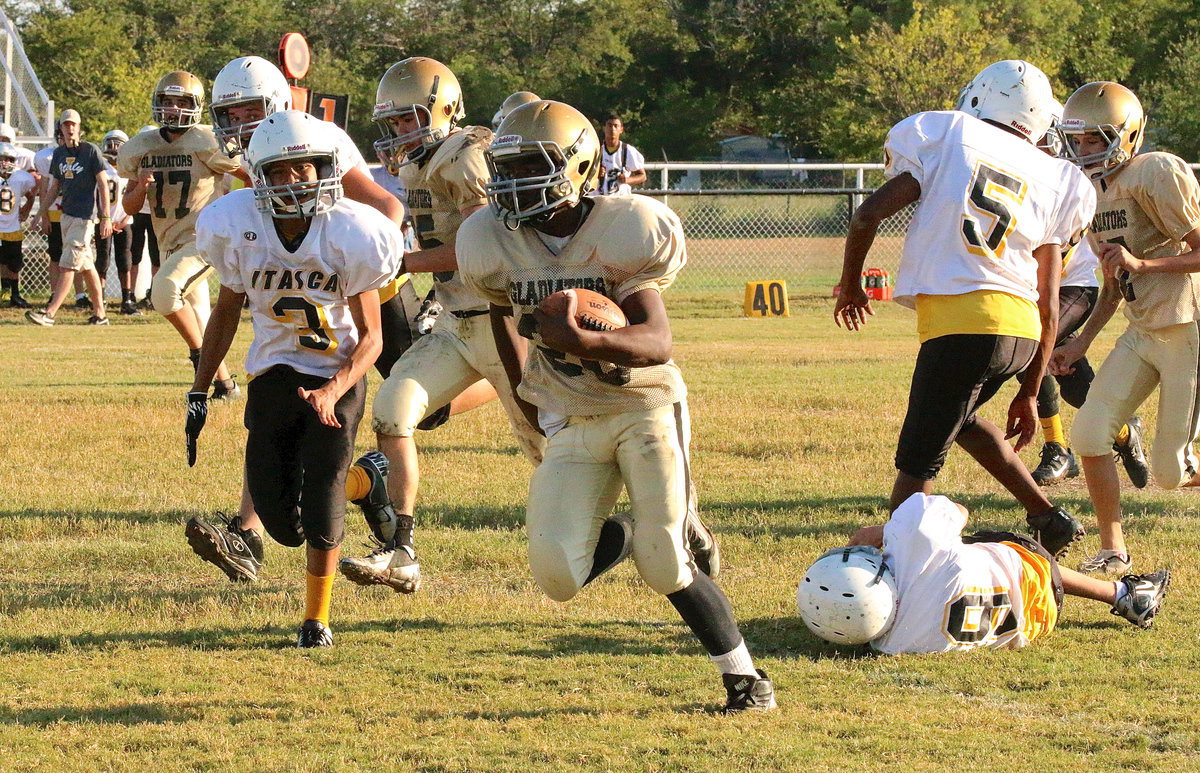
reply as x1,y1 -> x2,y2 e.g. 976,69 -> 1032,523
116,125 -> 240,255
456,194 -> 687,417
1090,151 -> 1200,330
399,126 -> 491,312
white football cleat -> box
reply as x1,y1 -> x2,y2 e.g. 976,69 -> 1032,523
338,538 -> 394,586
380,544 -> 421,594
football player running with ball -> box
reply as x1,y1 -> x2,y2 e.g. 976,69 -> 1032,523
187,111 -> 402,647
455,100 -> 774,713
797,493 -> 1169,654
835,61 -> 1095,559
1051,83 -> 1200,575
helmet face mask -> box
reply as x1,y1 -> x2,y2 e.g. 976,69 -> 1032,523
246,111 -> 343,219
0,143 -> 16,176
1056,82 -> 1145,180
152,71 -> 205,130
484,100 -> 598,229
211,57 -> 292,157
101,130 -> 129,163
372,58 -> 465,169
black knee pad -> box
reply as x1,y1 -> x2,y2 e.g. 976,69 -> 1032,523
1036,373 -> 1060,419
1057,358 -> 1093,409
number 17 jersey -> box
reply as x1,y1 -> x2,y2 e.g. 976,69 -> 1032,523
886,111 -> 1095,311
116,125 -> 240,255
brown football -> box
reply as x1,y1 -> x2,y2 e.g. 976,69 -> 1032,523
539,288 -> 628,331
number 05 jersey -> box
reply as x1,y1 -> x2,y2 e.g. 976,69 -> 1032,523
886,111 -> 1095,311
457,194 -> 687,417
872,494 -> 1057,655
196,189 -> 403,379
116,125 -> 240,256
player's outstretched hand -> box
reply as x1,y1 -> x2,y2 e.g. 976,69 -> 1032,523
185,391 -> 208,466
299,385 -> 342,428
1049,338 -> 1088,376
834,285 -> 873,330
1005,394 -> 1037,451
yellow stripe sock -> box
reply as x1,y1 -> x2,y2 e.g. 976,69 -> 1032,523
1041,415 -> 1066,446
305,571 -> 335,625
344,464 -> 370,501
1115,424 -> 1130,446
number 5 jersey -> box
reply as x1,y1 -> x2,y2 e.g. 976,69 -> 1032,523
196,188 -> 403,378
885,111 -> 1095,342
116,124 -> 241,256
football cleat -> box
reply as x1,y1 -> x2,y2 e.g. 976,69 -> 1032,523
210,378 -> 241,401
1031,442 -> 1079,485
297,619 -> 334,648
1114,417 -> 1149,489
684,499 -> 721,580
379,543 -> 422,594
185,512 -> 264,582
721,669 -> 777,713
585,512 -> 634,585
1111,570 -> 1170,629
1026,506 -> 1085,558
73,295 -> 90,309
120,300 -> 143,316
25,308 -> 54,326
1078,549 -> 1132,576
350,451 -> 398,542
87,315 -> 110,325
338,537 -> 395,587
9,294 -> 30,309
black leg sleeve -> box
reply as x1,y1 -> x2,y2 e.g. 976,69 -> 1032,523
666,571 -> 744,657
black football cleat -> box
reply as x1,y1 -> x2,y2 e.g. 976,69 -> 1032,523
9,294 -> 30,309
721,669 -> 777,713
297,619 -> 333,648
186,512 -> 263,582
1026,506 -> 1084,558
1112,570 -> 1170,629
1031,442 -> 1079,485
1114,416 -> 1150,489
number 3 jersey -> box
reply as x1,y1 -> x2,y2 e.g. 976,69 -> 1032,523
1086,151 -> 1200,331
457,194 -> 687,417
871,494 -> 1058,655
196,188 -> 403,379
116,124 -> 241,255
885,111 -> 1095,338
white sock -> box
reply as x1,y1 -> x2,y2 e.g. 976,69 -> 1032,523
1113,581 -> 1128,603
710,640 -> 756,677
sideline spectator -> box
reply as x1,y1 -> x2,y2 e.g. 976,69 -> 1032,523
33,124 -> 64,287
596,113 -> 646,195
26,109 -> 112,325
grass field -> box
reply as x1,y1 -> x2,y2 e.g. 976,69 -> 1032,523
0,293 -> 1196,772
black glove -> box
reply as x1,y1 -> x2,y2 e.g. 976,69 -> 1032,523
185,391 -> 208,467
414,295 -> 442,335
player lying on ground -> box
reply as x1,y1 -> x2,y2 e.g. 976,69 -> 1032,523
187,111 -> 402,647
797,493 -> 1170,653
455,99 -> 766,713
835,60 -> 1095,558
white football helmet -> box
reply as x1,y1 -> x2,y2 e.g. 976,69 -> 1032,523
0,123 -> 15,142
101,129 -> 129,162
0,142 -> 17,175
211,56 -> 293,157
797,546 -> 898,645
245,110 -> 342,219
492,91 -> 540,129
956,60 -> 1055,143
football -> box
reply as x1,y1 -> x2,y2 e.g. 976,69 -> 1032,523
539,288 -> 628,331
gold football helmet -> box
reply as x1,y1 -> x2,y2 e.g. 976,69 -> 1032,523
152,71 -> 205,130
1057,82 -> 1145,179
372,57 -> 465,168
492,91 -> 540,129
485,100 -> 599,226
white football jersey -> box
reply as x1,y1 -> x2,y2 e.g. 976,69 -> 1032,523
11,145 -> 35,174
885,111 -> 1095,308
1062,234 -> 1100,289
457,194 -> 687,417
33,146 -> 62,213
196,188 -> 403,379
871,494 -> 1032,655
0,170 -> 35,232
101,161 -> 128,224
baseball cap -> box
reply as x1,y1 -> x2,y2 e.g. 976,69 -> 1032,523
58,109 -> 81,124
